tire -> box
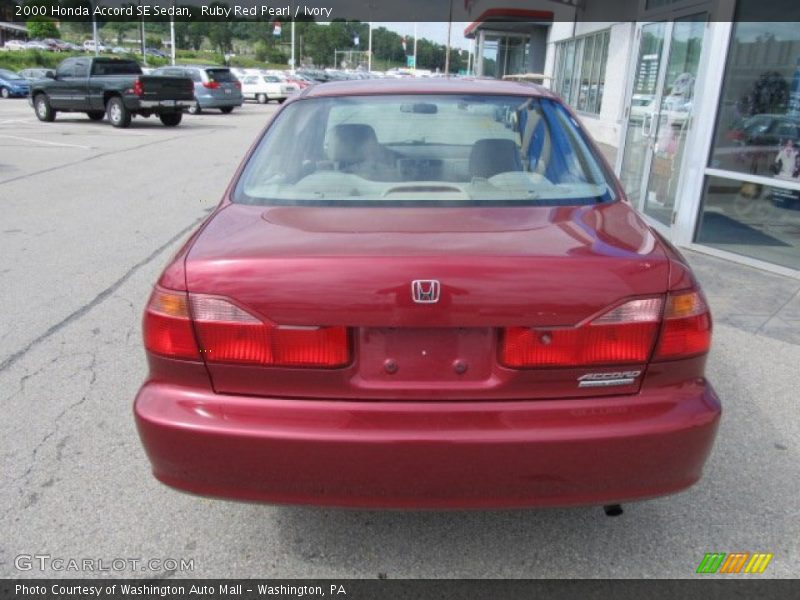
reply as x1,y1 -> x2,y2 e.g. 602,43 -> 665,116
87,111 -> 104,121
159,112 -> 182,127
34,94 -> 56,122
188,102 -> 201,115
1,87 -> 9,99
220,106 -> 234,114
106,96 -> 131,128
256,93 -> 268,104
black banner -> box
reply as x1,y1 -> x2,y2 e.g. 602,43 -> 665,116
4,0 -> 800,23
1,580 -> 799,600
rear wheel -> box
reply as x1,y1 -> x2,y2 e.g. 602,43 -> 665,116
34,94 -> 56,122
1,87 -> 9,99
159,112 -> 182,127
256,93 -> 268,104
106,96 -> 131,128
220,106 -> 234,114
188,102 -> 201,115
87,111 -> 104,121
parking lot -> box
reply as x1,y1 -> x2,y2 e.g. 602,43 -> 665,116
0,97 -> 798,579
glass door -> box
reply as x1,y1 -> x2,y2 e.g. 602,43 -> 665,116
619,15 -> 707,229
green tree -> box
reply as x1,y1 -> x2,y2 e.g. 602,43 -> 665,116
26,19 -> 60,39
187,21 -> 208,51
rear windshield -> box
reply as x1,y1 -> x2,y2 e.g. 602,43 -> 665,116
91,61 -> 142,76
205,69 -> 235,82
234,94 -> 615,207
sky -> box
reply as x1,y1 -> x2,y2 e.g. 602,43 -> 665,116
371,22 -> 474,51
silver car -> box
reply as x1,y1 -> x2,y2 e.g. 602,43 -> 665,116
152,65 -> 243,114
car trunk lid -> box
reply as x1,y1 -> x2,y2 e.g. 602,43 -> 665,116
185,202 -> 670,400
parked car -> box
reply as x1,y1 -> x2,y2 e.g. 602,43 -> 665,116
152,65 -> 243,114
24,40 -> 51,51
239,73 -> 298,104
29,57 -> 194,127
134,79 -> 720,509
3,39 -> 26,51
82,40 -> 107,53
18,68 -> 55,81
43,39 -> 71,52
0,69 -> 30,98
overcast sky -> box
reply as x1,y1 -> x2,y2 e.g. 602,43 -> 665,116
371,22 -> 473,51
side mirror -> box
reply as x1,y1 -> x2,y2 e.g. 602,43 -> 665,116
46,72 -> 56,79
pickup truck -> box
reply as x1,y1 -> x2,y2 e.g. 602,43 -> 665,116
29,57 -> 195,128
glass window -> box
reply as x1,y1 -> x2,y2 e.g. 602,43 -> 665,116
554,30 -> 610,115
696,15 -> 800,270
234,95 -> 615,207
56,60 -> 75,79
73,61 -> 89,78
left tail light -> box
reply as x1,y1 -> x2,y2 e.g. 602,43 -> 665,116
142,287 -> 350,368
143,288 -> 199,360
132,78 -> 144,96
190,295 -> 350,368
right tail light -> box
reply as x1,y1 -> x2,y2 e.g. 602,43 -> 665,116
653,290 -> 712,360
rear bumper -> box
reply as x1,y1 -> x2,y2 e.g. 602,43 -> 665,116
136,99 -> 194,110
196,95 -> 244,109
134,380 -> 720,509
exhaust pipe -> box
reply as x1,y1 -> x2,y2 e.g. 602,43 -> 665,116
603,504 -> 623,517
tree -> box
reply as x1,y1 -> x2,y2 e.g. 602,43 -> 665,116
187,21 -> 208,51
207,23 -> 233,57
27,19 -> 59,39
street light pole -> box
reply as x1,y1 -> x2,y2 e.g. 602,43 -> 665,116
367,22 -> 372,72
413,22 -> 417,72
291,19 -> 296,73
444,0 -> 453,76
170,0 -> 176,65
138,0 -> 146,66
92,13 -> 98,57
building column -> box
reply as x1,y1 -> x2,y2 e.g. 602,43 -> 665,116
476,29 -> 486,77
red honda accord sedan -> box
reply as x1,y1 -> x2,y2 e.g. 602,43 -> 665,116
135,79 -> 720,509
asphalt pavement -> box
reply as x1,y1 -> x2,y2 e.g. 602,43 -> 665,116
0,98 -> 797,579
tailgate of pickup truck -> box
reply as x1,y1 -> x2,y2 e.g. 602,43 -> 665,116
141,76 -> 194,101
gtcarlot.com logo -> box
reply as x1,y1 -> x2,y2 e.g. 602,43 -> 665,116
15,554 -> 195,573
696,552 -> 773,574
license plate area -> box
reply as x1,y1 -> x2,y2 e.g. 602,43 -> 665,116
358,328 -> 494,382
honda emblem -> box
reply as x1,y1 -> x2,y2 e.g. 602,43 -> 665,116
411,280 -> 441,304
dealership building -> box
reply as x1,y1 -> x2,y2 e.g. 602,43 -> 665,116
465,0 -> 800,277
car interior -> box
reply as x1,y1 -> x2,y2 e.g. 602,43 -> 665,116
239,96 -> 612,203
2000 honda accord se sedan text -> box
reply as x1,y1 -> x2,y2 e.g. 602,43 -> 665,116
134,79 -> 721,509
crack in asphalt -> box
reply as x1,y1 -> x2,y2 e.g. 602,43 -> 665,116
0,215 -> 205,375
0,129 -> 216,187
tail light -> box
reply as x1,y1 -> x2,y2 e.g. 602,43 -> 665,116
190,296 -> 349,368
143,288 -> 199,360
500,298 -> 662,368
234,80 -> 241,89
202,81 -> 220,89
132,78 -> 144,97
143,288 -> 349,368
653,290 -> 711,360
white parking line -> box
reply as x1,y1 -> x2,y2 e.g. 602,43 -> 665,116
0,119 -> 36,125
0,134 -> 91,149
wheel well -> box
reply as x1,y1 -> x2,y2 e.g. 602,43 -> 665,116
103,92 -> 121,107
